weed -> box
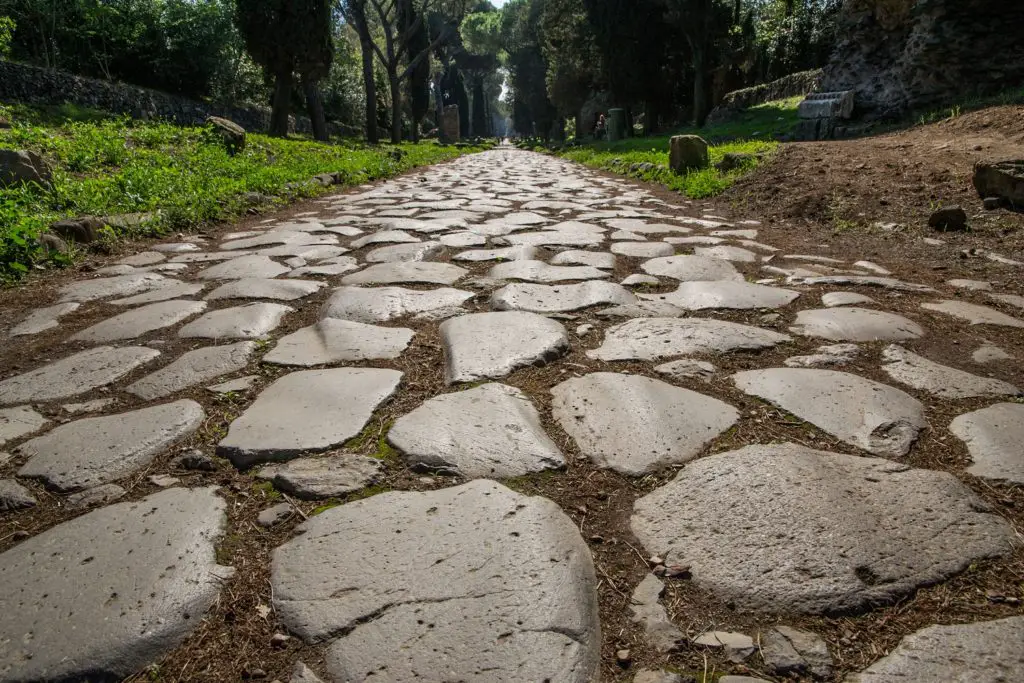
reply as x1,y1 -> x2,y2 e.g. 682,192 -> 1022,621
252,481 -> 281,501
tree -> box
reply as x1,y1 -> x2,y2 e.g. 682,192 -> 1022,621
538,0 -> 599,138
340,0 -> 380,143
665,0 -> 733,125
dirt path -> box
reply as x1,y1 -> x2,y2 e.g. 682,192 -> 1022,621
1,147 -> 1022,682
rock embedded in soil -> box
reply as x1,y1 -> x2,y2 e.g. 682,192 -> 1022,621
759,625 -> 833,679
634,671 -> 685,683
126,342 -> 257,400
205,278 -> 324,301
693,631 -> 757,662
290,662 -> 326,683
921,299 -> 1024,327
621,274 -> 661,287
65,483 -> 126,509
588,318 -> 791,362
258,502 -> 293,528
0,479 -> 37,511
388,383 -> 564,478
629,574 -> 684,653
950,403 -> 1024,485
927,205 -> 968,231
364,240 -> 445,263
881,345 -> 1020,398
488,260 -> 610,283
453,245 -> 537,262
640,281 -> 800,310
0,346 -> 160,406
217,368 -> 402,467
784,343 -> 860,368
972,344 -> 1012,363
255,454 -> 384,499
59,272 -> 176,302
70,299 -> 207,343
641,255 -> 744,282
611,241 -> 675,259
821,291 -> 876,307
549,250 -> 617,269
196,254 -> 290,280
440,312 -> 569,384
111,281 -> 206,306
178,302 -> 293,339
491,281 -> 636,313
321,285 -> 474,323
694,245 -> 760,263
654,359 -> 717,382
846,616 -> 1024,682
789,307 -> 924,342
0,406 -> 49,447
631,443 -> 1015,615
271,480 -> 600,682
0,487 -> 233,681
341,261 -> 467,286
551,372 -> 738,476
9,302 -> 80,336
17,400 -> 204,491
789,275 -> 937,293
264,319 -> 413,366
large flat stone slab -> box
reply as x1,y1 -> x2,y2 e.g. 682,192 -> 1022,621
264,319 -> 413,366
453,246 -> 538,262
694,245 -> 759,263
321,286 -> 474,323
847,617 -> 1024,682
58,272 -> 175,302
341,262 -> 467,285
17,400 -> 204,491
631,444 -> 1015,615
641,255 -> 744,282
9,302 -> 80,336
271,480 -> 600,682
197,254 -> 290,280
732,368 -> 926,458
178,303 -> 293,339
205,278 -> 324,301
217,369 -> 402,467
789,275 -> 936,293
0,346 -> 160,405
0,406 -> 49,447
255,454 -> 384,499
111,281 -> 206,306
950,403 -> 1024,484
0,487 -> 232,681
492,281 -> 636,313
881,345 -> 1021,398
790,308 -> 924,342
549,250 -> 617,269
126,342 -> 257,400
611,242 -> 674,259
440,312 -> 569,384
552,373 -> 738,476
588,318 -> 791,362
71,299 -> 207,342
489,260 -> 610,283
921,300 -> 1024,327
641,281 -> 799,310
364,241 -> 444,263
388,383 -> 565,478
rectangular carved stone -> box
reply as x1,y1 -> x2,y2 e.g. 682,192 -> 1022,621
797,91 -> 855,119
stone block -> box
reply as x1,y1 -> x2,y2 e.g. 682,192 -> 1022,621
669,135 -> 709,173
973,160 -> 1024,209
797,91 -> 855,119
441,105 -> 460,142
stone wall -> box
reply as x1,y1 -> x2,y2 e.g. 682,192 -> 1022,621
706,70 -> 823,124
0,60 -> 322,135
820,0 -> 1024,118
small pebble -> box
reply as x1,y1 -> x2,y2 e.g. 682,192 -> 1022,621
616,649 -> 632,666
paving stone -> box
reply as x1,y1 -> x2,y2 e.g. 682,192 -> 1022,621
552,372 -> 738,476
153,242 -> 201,253
350,230 -> 421,248
0,346 -> 159,405
258,502 -> 294,528
221,231 -> 335,251
921,300 -> 1024,327
785,343 -> 860,368
439,232 -> 487,248
321,286 -> 474,323
178,303 -> 293,339
9,302 -> 80,336
59,272 -> 176,302
693,631 -> 757,662
607,219 -> 693,234
341,261 -> 467,285
110,281 -> 206,306
611,241 -> 674,259
440,312 -> 569,384
630,574 -> 684,653
365,241 -> 444,263
264,319 -> 413,366
0,479 -> 37,511
719,677 -> 770,683
205,278 -> 324,301
256,454 -> 383,499
664,235 -> 724,245
634,671 -> 685,683
760,626 -> 833,679
822,291 -> 876,307
881,345 -> 1021,398
846,617 -> 1024,682
654,359 -> 717,382
694,245 -> 760,263
973,344 -> 1012,363
588,318 -> 791,362
271,480 -> 600,682
632,443 -> 1015,615
641,255 -> 744,282
0,487 -> 232,680
148,474 -> 180,487
258,244 -> 349,261
71,299 -> 207,342
389,383 -> 564,478
288,261 -> 361,277
732,368 -> 926,457
196,254 -> 290,280
790,307 -> 924,341
550,250 -> 617,269
290,662 -> 326,683
65,483 -> 126,508
989,292 -> 1024,310
950,403 -> 1024,485
622,274 -> 661,287
947,278 -> 993,291
503,230 -> 604,247
217,369 -> 402,467
206,375 -> 259,394
789,275 -> 937,293
492,281 -> 636,313
452,245 -> 538,262
0,406 -> 49,447
489,260 -> 610,282
126,342 -> 257,400
641,281 -> 799,310
17,400 -> 204,491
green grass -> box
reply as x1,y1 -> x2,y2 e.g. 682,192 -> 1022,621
913,85 -> 1024,127
0,102 -> 488,282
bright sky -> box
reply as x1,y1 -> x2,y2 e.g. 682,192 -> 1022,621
490,0 -> 507,6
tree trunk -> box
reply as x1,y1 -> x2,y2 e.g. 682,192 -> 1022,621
303,78 -> 329,141
270,70 -> 292,137
352,5 -> 378,144
471,77 -> 486,139
389,75 -> 402,144
693,50 -> 709,127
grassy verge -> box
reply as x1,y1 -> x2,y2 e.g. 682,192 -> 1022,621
0,102 -> 488,282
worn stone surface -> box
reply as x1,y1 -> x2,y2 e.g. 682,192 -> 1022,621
550,250 -> 617,269
341,261 -> 467,286
322,285 -> 473,323
632,443 -> 1015,614
178,303 -> 293,339
589,318 -> 791,362
271,480 -> 600,682
642,255 -> 744,282
264,319 -> 413,366
0,346 -> 159,405
71,299 -> 207,342
789,275 -> 936,293
256,454 -> 384,499
822,291 -> 876,307
17,400 -> 205,491
59,272 -> 175,302
207,375 -> 259,394
205,278 -> 324,301
654,359 -> 718,382
453,246 -> 538,262
973,344 -> 1012,363
65,483 -> 126,508
389,383 -> 564,478
641,281 -> 799,310
785,343 -> 861,368
290,662 -> 326,683
127,342 -> 257,400
693,631 -> 757,662
197,254 -> 290,280
611,241 -> 674,259
0,406 -> 49,447
258,502 -> 293,528
9,302 -> 80,336
630,574 -> 684,653
365,241 -> 444,263
217,369 -> 402,467
440,312 -> 569,384
489,260 -> 610,283
881,345 -> 1020,399
0,487 -> 232,681
790,307 -> 924,342
694,245 -> 759,263
950,403 -> 1024,485
111,281 -> 206,306
622,274 -> 661,287
492,281 -> 636,313
733,368 -> 926,457
846,617 -> 1024,683
760,626 -> 833,679
0,479 -> 37,511
552,373 -> 738,475
634,671 -> 684,683
921,300 -> 1024,327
